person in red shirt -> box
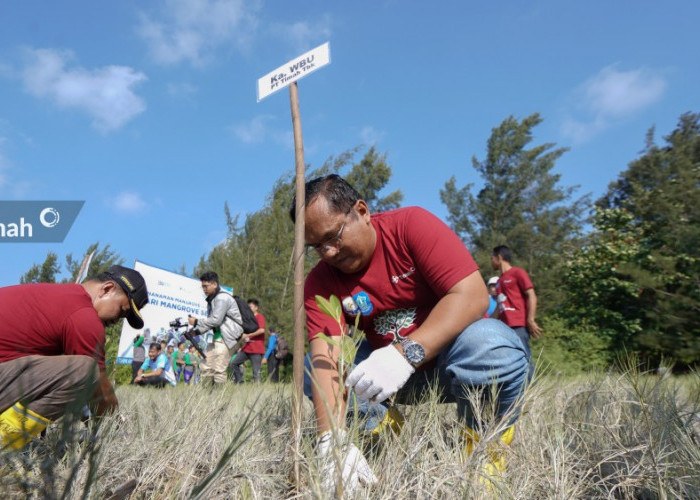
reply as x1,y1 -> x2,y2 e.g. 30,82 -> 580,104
231,299 -> 266,383
0,265 -> 148,449
490,245 -> 542,360
293,175 -> 530,493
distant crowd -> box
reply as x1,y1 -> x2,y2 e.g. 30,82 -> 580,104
131,296 -> 289,388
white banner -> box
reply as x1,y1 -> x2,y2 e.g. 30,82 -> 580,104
257,42 -> 331,101
116,261 -> 209,364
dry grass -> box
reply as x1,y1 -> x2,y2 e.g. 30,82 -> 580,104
1,367 -> 699,499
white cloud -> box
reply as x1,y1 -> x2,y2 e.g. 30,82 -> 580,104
231,115 -> 271,143
137,0 -> 261,66
166,81 -> 198,98
230,115 -> 292,147
113,191 -> 148,214
271,14 -> 332,52
561,64 -> 666,144
360,125 -> 385,145
20,48 -> 147,133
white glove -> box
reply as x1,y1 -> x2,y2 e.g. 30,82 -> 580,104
345,344 -> 415,403
317,429 -> 377,493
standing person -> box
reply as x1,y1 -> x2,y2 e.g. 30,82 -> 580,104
490,245 -> 542,360
486,277 -> 499,318
0,265 -> 148,449
131,334 -> 146,383
292,175 -> 530,492
183,345 -> 198,385
231,299 -> 265,383
133,344 -> 176,387
187,272 -> 243,385
166,342 -> 176,370
174,341 -> 186,382
261,326 -> 279,382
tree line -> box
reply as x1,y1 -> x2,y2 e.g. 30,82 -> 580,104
19,112 -> 700,373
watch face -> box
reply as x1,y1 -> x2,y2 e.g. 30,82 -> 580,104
404,341 -> 425,365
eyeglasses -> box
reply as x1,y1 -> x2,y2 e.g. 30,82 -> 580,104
305,207 -> 353,255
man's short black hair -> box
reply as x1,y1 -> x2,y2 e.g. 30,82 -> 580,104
149,343 -> 161,351
247,298 -> 260,307
199,271 -> 219,283
289,174 -> 361,223
492,245 -> 512,263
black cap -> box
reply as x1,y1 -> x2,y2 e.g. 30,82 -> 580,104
104,265 -> 148,329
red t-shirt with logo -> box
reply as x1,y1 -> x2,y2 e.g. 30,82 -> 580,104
496,266 -> 533,328
0,283 -> 106,369
243,312 -> 266,354
304,207 -> 479,350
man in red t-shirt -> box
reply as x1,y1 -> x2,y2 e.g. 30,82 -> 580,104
0,265 -> 148,449
491,245 -> 542,360
292,175 -> 530,492
230,299 -> 266,383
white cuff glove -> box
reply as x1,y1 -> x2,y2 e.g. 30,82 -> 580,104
345,344 -> 415,403
317,429 -> 377,493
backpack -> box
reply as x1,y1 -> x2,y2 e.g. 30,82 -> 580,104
275,336 -> 289,359
231,295 -> 260,334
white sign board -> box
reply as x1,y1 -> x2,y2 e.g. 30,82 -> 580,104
116,261 -> 209,364
257,42 -> 331,101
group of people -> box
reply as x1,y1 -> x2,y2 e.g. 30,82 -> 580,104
130,294 -> 289,388
131,337 -> 202,387
0,173 -> 541,495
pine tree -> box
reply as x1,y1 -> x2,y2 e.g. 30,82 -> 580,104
440,113 -> 589,309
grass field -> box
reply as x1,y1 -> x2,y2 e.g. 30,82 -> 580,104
2,366 -> 699,499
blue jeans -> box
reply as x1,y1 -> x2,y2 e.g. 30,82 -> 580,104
304,318 -> 532,430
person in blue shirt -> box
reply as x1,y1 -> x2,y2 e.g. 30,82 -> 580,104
261,326 -> 280,382
134,343 -> 175,387
486,276 -> 499,317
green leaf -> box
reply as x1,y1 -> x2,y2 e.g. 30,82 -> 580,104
315,295 -> 339,321
315,332 -> 341,348
329,295 -> 342,320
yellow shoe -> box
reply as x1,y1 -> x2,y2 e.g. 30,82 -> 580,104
0,403 -> 51,450
370,405 -> 404,438
461,425 -> 514,491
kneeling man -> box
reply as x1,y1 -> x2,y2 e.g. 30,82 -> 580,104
0,265 -> 148,449
295,175 -> 531,491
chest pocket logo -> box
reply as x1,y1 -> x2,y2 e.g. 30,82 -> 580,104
352,291 -> 374,316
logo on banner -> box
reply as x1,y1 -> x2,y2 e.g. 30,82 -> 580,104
0,201 -> 84,242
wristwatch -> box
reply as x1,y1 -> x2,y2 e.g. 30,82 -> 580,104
399,337 -> 426,367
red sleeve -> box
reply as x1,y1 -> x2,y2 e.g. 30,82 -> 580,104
403,208 -> 479,295
304,266 -> 347,341
63,308 -> 106,369
256,313 -> 266,329
515,268 -> 534,292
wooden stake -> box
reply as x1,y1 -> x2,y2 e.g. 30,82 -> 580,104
289,81 -> 306,488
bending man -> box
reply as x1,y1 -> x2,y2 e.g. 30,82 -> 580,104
0,265 -> 148,449
294,175 -> 531,491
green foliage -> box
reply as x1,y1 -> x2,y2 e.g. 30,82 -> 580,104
561,208 -> 646,351
19,252 -> 61,283
582,112 -> 700,366
440,113 -> 589,312
532,316 -> 611,375
345,146 -> 403,212
18,242 -> 124,285
64,242 -> 124,282
314,294 -> 363,369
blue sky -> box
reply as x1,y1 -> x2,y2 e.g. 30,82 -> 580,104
1,0 -> 698,286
